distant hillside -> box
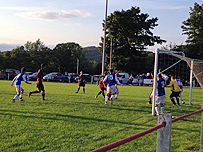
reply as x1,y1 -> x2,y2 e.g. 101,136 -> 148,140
83,46 -> 102,63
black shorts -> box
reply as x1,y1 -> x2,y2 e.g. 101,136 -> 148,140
170,91 -> 180,98
37,83 -> 44,91
79,82 -> 85,87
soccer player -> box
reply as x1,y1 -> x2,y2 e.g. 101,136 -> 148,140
103,69 -> 120,105
11,67 -> 31,102
110,73 -> 122,100
75,71 -> 86,93
151,73 -> 168,115
167,75 -> 181,106
95,71 -> 107,99
147,71 -> 154,104
176,77 -> 185,104
28,63 -> 46,100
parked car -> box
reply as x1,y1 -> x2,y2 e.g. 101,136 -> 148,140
4,69 -> 20,80
75,74 -> 91,83
67,73 -> 79,83
43,72 -> 66,82
28,72 -> 46,81
92,75 -> 100,84
117,73 -> 129,84
25,72 -> 33,76
28,72 -> 38,81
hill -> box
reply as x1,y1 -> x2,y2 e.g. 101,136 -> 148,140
83,46 -> 102,63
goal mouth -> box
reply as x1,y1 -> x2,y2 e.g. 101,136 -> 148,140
152,48 -> 203,115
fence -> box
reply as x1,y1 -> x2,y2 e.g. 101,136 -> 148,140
91,104 -> 203,152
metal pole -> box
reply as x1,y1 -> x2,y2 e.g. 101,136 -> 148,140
152,48 -> 159,116
189,60 -> 193,105
77,58 -> 79,74
102,0 -> 108,75
110,37 -> 112,69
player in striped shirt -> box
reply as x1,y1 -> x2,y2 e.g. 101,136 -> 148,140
10,67 -> 31,102
103,69 -> 120,105
151,73 -> 168,115
28,63 -> 46,100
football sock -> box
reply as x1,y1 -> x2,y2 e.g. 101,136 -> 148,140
111,95 -> 114,99
179,96 -> 184,102
42,93 -> 45,100
83,88 -> 85,93
176,98 -> 180,105
13,94 -> 19,100
20,93 -> 23,99
115,93 -> 118,98
76,88 -> 80,93
171,98 -> 176,105
155,106 -> 159,114
105,95 -> 109,102
102,92 -> 105,98
161,105 -> 164,114
98,91 -> 102,95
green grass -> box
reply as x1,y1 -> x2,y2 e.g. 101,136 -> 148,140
0,80 -> 203,152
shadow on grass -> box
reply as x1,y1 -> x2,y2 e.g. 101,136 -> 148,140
0,109 -> 153,127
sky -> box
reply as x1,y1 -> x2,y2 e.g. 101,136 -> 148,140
0,0 -> 202,52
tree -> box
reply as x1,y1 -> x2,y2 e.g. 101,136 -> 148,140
181,3 -> 203,60
53,42 -> 92,74
99,6 -> 165,75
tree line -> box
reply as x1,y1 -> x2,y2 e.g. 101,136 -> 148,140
0,40 -> 99,74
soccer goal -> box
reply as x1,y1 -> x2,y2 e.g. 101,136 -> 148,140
152,48 -> 203,115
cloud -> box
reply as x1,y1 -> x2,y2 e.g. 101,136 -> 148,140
73,9 -> 94,17
156,5 -> 188,10
15,10 -> 94,21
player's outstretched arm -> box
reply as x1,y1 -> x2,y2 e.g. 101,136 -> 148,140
10,76 -> 17,87
25,81 -> 32,85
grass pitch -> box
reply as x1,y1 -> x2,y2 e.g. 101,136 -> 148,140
0,80 -> 203,152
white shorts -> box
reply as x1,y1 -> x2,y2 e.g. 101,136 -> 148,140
15,85 -> 22,92
155,95 -> 165,105
107,85 -> 117,95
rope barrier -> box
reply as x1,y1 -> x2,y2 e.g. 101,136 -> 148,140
91,108 -> 203,152
172,109 -> 203,123
91,122 -> 165,152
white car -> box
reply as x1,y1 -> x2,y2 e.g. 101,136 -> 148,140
117,73 -> 129,84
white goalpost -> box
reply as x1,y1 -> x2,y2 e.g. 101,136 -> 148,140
152,48 -> 203,116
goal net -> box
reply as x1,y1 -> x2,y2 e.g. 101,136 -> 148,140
152,48 -> 203,115
158,49 -> 203,89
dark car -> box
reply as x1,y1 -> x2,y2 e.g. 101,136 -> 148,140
67,73 -> 79,83
43,72 -> 66,82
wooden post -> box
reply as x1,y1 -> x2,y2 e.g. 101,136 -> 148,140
200,104 -> 203,151
157,113 -> 172,152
